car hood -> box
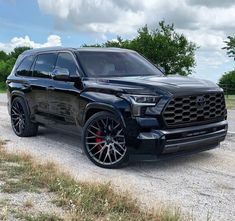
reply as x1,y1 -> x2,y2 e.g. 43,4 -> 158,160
83,75 -> 222,96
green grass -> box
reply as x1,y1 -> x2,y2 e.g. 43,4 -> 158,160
14,212 -> 63,221
0,140 -> 183,221
225,95 -> 235,109
0,82 -> 6,93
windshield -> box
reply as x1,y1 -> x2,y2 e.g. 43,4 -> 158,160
76,51 -> 163,77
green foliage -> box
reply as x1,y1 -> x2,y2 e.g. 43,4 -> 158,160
84,21 -> 198,76
0,51 -> 8,61
83,43 -> 102,48
0,47 -> 30,83
219,70 -> 235,94
0,47 -> 30,84
220,36 -> 235,94
0,57 -> 16,82
0,82 -> 7,92
223,36 -> 235,59
9,46 -> 31,59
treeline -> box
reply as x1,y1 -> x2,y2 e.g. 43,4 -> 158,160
0,47 -> 30,89
84,21 -> 198,76
219,36 -> 235,93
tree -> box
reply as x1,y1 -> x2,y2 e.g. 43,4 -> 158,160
0,51 -> 8,61
220,36 -> 235,92
0,47 -> 30,83
219,71 -> 235,94
0,58 -> 16,82
83,21 -> 198,76
10,46 -> 31,59
223,36 -> 235,59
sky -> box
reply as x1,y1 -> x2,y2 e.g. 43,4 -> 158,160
0,0 -> 235,83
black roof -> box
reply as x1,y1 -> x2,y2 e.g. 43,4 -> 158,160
22,46 -> 134,56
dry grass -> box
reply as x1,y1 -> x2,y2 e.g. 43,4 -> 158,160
23,199 -> 33,209
0,140 -> 183,221
225,95 -> 235,109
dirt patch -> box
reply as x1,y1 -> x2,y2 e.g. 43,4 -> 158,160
0,191 -> 66,221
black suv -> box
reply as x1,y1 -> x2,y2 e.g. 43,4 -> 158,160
6,47 -> 228,168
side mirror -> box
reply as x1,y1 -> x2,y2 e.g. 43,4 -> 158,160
52,68 -> 70,81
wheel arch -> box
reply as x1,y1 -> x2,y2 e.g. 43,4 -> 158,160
83,103 -> 126,128
10,91 -> 31,115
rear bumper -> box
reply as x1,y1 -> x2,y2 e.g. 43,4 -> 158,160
132,120 -> 228,158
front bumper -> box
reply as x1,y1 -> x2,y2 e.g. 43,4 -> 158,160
131,120 -> 228,159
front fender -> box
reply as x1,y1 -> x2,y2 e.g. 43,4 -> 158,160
83,102 -> 127,127
80,91 -> 131,127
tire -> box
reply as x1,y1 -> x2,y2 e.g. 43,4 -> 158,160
82,111 -> 129,169
11,97 -> 38,137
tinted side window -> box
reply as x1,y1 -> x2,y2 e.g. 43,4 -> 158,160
55,52 -> 79,77
16,55 -> 34,77
33,53 -> 57,78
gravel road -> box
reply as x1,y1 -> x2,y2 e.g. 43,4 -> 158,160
0,93 -> 234,221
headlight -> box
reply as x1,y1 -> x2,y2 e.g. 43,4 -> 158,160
121,94 -> 160,106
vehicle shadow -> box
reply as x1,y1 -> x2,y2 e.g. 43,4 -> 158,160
37,126 -> 215,172
37,127 -> 82,152
128,151 -> 213,171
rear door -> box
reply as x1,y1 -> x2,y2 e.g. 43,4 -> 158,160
47,52 -> 83,133
31,53 -> 57,124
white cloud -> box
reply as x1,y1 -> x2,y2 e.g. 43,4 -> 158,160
37,0 -> 235,48
0,35 -> 61,53
35,0 -> 235,82
196,51 -> 229,68
188,0 -> 235,8
38,0 -> 146,35
37,1 -> 235,31
179,29 -> 226,51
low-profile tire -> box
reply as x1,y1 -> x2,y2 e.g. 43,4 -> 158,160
11,97 -> 38,137
82,111 -> 129,169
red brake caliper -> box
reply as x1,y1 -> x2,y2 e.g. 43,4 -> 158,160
96,131 -> 102,150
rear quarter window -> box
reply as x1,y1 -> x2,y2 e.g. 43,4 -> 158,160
16,55 -> 34,77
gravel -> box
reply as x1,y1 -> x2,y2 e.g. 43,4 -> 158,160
0,191 -> 66,220
228,110 -> 235,132
0,192 -> 64,215
0,93 -> 234,221
0,93 -> 7,106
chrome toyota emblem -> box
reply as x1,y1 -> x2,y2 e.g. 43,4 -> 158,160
196,96 -> 206,107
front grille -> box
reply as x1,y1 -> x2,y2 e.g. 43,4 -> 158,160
163,93 -> 226,128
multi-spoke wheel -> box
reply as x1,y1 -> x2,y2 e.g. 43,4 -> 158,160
82,111 -> 128,168
11,97 -> 38,137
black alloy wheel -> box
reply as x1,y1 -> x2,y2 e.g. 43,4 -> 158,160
11,97 -> 38,137
82,111 -> 128,168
